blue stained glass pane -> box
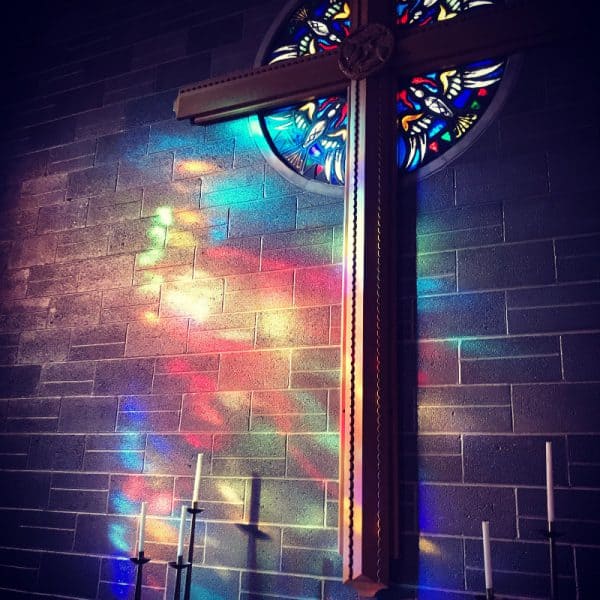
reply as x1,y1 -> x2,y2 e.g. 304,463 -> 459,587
261,0 -> 506,185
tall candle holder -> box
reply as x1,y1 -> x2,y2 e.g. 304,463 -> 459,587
129,551 -> 151,600
168,554 -> 190,600
543,522 -> 562,600
183,501 -> 203,600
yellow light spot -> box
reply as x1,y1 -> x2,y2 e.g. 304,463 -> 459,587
419,537 -> 441,556
167,230 -> 197,248
217,483 -> 243,505
259,311 -> 291,341
144,311 -> 159,323
178,210 -> 203,225
177,160 -> 217,175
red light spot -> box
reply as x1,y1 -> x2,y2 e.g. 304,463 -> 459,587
478,88 -> 488,96
429,142 -> 439,152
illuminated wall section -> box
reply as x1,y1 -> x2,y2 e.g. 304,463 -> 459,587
0,3 -> 347,599
0,2 -> 599,600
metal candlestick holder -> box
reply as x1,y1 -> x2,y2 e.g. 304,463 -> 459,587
476,588 -> 495,599
543,522 -> 562,600
129,550 -> 151,600
168,554 -> 190,600
184,502 -> 203,600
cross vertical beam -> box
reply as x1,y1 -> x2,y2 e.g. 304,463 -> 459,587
339,1 -> 399,595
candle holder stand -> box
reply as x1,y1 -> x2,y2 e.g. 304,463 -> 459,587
183,502 -> 203,600
542,523 -> 562,600
476,589 -> 495,600
168,555 -> 190,600
129,551 -> 151,600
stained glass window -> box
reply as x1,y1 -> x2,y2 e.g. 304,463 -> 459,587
260,0 -> 507,185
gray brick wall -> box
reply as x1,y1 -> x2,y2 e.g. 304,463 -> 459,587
0,2 -> 598,600
388,40 -> 600,600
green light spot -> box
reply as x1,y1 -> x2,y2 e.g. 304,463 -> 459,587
147,226 -> 166,244
138,249 -> 163,267
156,206 -> 173,227
471,101 -> 480,110
441,132 -> 451,142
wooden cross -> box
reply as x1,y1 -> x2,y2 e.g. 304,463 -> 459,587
174,1 -> 563,596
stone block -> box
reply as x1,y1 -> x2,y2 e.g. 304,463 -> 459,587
67,164 -> 117,198
108,217 -> 157,254
181,391 -> 250,431
0,365 -> 41,397
38,553 -> 100,599
56,224 -> 110,262
513,383 -> 600,432
505,191 -> 599,242
417,292 -> 506,339
417,340 -> 459,385
0,471 -> 50,509
160,278 -> 224,320
118,151 -> 173,189
186,14 -> 244,52
9,234 -> 58,269
418,405 -> 512,433
87,198 -> 141,226
281,546 -> 341,577
48,291 -> 102,328
94,358 -> 155,395
256,306 -> 330,348
455,152 -> 548,204
219,350 -> 290,390
125,317 -> 189,357
74,513 -> 135,555
156,53 -> 211,91
224,274 -> 294,313
287,434 -> 338,479
555,234 -> 600,283
241,570 -> 320,598
461,335 -> 561,384
96,126 -> 149,164
145,433 -> 211,476
229,195 -> 297,239
36,198 -> 88,234
108,474 -> 174,515
195,236 -> 261,279
141,179 -> 201,216
28,434 -> 85,470
27,262 -> 79,297
418,385 -> 509,406
18,329 -> 71,364
173,139 -> 235,178
152,354 -> 218,394
59,396 -> 117,433
419,483 -> 516,537
294,264 -> 342,308
70,323 -> 127,361
204,521 -> 281,570
148,119 -> 205,154
562,333 -> 600,381
21,172 -> 68,197
464,435 -> 567,485
125,91 -> 176,128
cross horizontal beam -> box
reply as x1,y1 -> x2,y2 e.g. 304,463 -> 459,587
174,51 -> 346,124
174,0 -> 565,124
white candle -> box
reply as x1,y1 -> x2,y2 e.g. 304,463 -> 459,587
546,441 -> 555,524
137,501 -> 147,553
482,520 -> 493,590
177,505 -> 187,558
192,453 -> 203,504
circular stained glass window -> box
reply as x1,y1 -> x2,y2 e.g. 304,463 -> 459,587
255,0 -> 515,188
